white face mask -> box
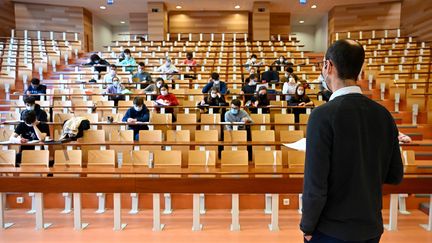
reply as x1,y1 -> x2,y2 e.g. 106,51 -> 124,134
165,62 -> 171,67
156,83 -> 162,88
161,91 -> 168,96
26,105 -> 35,111
138,68 -> 143,73
134,105 -> 143,112
210,93 -> 217,98
285,73 -> 289,78
297,90 -> 304,96
113,81 -> 119,86
251,58 -> 256,62
279,58 -> 284,62
25,123 -> 33,127
250,80 -> 256,85
213,80 -> 220,85
110,70 -> 116,76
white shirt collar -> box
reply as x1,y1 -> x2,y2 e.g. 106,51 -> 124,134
329,86 -> 363,101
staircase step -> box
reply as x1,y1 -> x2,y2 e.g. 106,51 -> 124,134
419,202 -> 430,216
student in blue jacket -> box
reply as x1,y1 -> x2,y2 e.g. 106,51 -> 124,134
202,72 -> 228,95
122,97 -> 150,140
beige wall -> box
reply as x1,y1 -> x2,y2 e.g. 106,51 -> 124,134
328,1 -> 401,41
129,12 -> 148,35
270,13 -> 290,35
252,1 -> 270,41
169,11 -> 249,35
0,0 -> 15,37
401,0 -> 432,41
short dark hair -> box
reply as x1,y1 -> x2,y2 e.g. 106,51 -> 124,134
109,64 -> 117,69
231,99 -> 241,107
133,97 -> 144,106
249,74 -> 256,80
186,52 -> 193,58
325,39 -> 365,81
286,67 -> 294,73
161,84 -> 169,90
22,110 -> 37,124
123,49 -> 131,54
31,78 -> 40,85
90,54 -> 101,62
138,62 -> 145,67
156,77 -> 164,83
251,54 -> 257,59
211,72 -> 219,80
23,96 -> 36,105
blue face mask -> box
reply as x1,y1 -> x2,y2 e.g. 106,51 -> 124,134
320,73 -> 331,92
230,109 -> 239,115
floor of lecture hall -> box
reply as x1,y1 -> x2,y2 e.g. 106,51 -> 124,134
0,209 -> 431,243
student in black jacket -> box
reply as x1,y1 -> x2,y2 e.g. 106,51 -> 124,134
122,97 -> 150,140
197,87 -> 227,114
20,96 -> 49,136
300,39 -> 403,243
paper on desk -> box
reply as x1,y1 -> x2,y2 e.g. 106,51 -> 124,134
283,138 -> 306,151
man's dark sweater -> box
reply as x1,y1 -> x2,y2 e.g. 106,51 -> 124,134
300,93 -> 404,241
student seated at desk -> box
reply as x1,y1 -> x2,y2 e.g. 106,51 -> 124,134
156,58 -> 178,81
25,78 -> 46,100
143,77 -> 164,96
202,72 -> 228,95
21,96 -> 49,124
198,87 -> 227,114
280,66 -> 299,83
224,99 -> 253,131
241,74 -> 258,105
282,73 -> 299,101
85,53 -> 110,79
103,64 -> 120,84
155,84 -> 179,121
250,86 -> 270,114
244,54 -> 263,72
10,110 -> 49,166
122,97 -> 150,141
118,49 -> 136,73
273,55 -> 290,66
289,84 -> 314,123
106,77 -> 125,106
132,62 -> 152,85
183,52 -> 197,79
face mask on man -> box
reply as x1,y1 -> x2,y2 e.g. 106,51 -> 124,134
279,58 -> 284,63
213,80 -> 220,85
134,105 -> 143,112
138,68 -> 143,73
160,90 -> 168,96
156,83 -> 162,88
26,105 -> 35,111
210,93 -> 217,98
320,73 -> 331,92
251,58 -> 256,63
250,80 -> 256,86
230,109 -> 239,115
110,70 -> 116,76
25,122 -> 33,127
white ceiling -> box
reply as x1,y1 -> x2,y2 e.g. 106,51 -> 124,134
13,0 -> 399,27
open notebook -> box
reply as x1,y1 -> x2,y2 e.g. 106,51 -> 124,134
283,138 -> 306,151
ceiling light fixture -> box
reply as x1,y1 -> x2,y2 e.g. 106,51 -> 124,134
311,4 -> 317,9
176,5 -> 182,9
100,6 -> 106,10
120,21 -> 126,24
299,20 -> 305,24
235,5 -> 240,9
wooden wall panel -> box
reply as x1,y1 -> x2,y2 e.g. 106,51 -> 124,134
401,0 -> 432,42
169,11 -> 249,34
270,13 -> 290,35
83,8 -> 93,52
14,3 -> 84,33
328,1 -> 401,40
147,2 -> 167,41
0,0 -> 15,37
252,1 -> 270,41
129,12 -> 148,34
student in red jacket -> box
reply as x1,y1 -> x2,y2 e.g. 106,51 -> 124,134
155,84 -> 179,121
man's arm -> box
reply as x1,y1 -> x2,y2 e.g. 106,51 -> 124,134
300,108 -> 332,235
385,122 -> 404,185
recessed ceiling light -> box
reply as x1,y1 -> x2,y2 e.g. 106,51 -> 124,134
299,20 -> 305,24
235,5 -> 240,9
100,6 -> 106,10
120,21 -> 126,24
176,5 -> 182,9
311,5 -> 317,9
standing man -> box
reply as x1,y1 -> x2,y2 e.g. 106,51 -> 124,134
300,40 -> 403,243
